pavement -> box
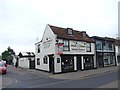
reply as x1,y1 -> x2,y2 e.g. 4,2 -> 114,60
49,66 -> 118,80
21,65 -> 119,80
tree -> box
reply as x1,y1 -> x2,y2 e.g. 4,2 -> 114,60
2,46 -> 15,64
7,46 -> 15,55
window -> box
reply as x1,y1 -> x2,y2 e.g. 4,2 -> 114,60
82,31 -> 86,37
37,58 -> 40,65
38,44 -> 40,53
68,29 -> 73,35
43,56 -> 48,64
57,58 -> 60,63
67,28 -> 73,35
103,53 -> 115,66
108,43 -> 114,51
86,43 -> 91,52
96,41 -> 102,50
63,40 -> 70,51
103,42 -> 114,51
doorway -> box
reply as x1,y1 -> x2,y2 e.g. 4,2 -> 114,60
96,53 -> 104,68
49,55 -> 54,73
77,56 -> 82,70
29,58 -> 35,69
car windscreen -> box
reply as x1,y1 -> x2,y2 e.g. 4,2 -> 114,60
0,63 -> 5,67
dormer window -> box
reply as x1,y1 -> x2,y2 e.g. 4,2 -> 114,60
82,31 -> 86,37
67,28 -> 73,35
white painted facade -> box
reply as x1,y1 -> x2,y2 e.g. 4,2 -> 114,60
19,58 -> 30,68
35,25 -> 56,71
19,57 -> 35,69
35,24 -> 96,73
115,45 -> 120,66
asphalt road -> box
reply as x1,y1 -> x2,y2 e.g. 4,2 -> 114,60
1,65 -> 119,88
2,65 -> 64,88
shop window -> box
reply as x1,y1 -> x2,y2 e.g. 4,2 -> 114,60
61,56 -> 74,72
103,53 -> 115,66
63,40 -> 70,51
43,56 -> 48,64
38,44 -> 40,53
83,56 -> 94,69
37,58 -> 40,65
86,43 -> 91,52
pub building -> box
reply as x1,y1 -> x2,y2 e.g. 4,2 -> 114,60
91,36 -> 117,68
35,24 -> 97,73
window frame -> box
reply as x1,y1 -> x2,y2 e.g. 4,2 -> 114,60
43,56 -> 48,64
96,41 -> 102,51
37,58 -> 40,65
86,42 -> 91,52
37,44 -> 40,53
68,29 -> 73,35
63,40 -> 70,51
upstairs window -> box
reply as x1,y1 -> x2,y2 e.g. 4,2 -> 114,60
63,40 -> 70,51
67,28 -> 73,35
86,43 -> 91,52
43,56 -> 48,64
96,41 -> 102,50
82,31 -> 86,37
103,42 -> 114,51
38,44 -> 40,53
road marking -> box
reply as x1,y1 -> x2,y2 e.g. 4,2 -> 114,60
15,80 -> 19,83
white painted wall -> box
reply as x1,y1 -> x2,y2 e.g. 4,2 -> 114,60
35,24 -> 56,71
19,58 -> 29,68
74,56 -> 77,71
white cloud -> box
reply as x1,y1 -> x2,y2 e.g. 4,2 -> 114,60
0,0 -> 119,55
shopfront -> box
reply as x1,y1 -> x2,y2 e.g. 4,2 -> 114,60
96,52 -> 116,67
83,55 -> 94,70
61,55 -> 74,72
103,53 -> 116,66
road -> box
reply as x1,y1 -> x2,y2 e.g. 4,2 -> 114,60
1,65 -> 119,88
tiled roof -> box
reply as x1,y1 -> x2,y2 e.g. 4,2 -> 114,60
18,52 -> 35,57
49,24 -> 95,43
91,36 -> 116,42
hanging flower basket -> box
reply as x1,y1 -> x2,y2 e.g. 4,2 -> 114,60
56,43 -> 64,46
57,52 -> 63,55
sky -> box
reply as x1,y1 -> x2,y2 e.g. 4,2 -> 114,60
0,0 -> 119,55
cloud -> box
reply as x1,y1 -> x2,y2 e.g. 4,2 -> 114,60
0,0 -> 119,55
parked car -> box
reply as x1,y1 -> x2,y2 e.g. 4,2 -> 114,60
0,60 -> 7,67
0,62 -> 7,74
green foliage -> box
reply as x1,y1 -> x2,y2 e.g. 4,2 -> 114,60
0,55 -> 1,59
1,46 -> 15,64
